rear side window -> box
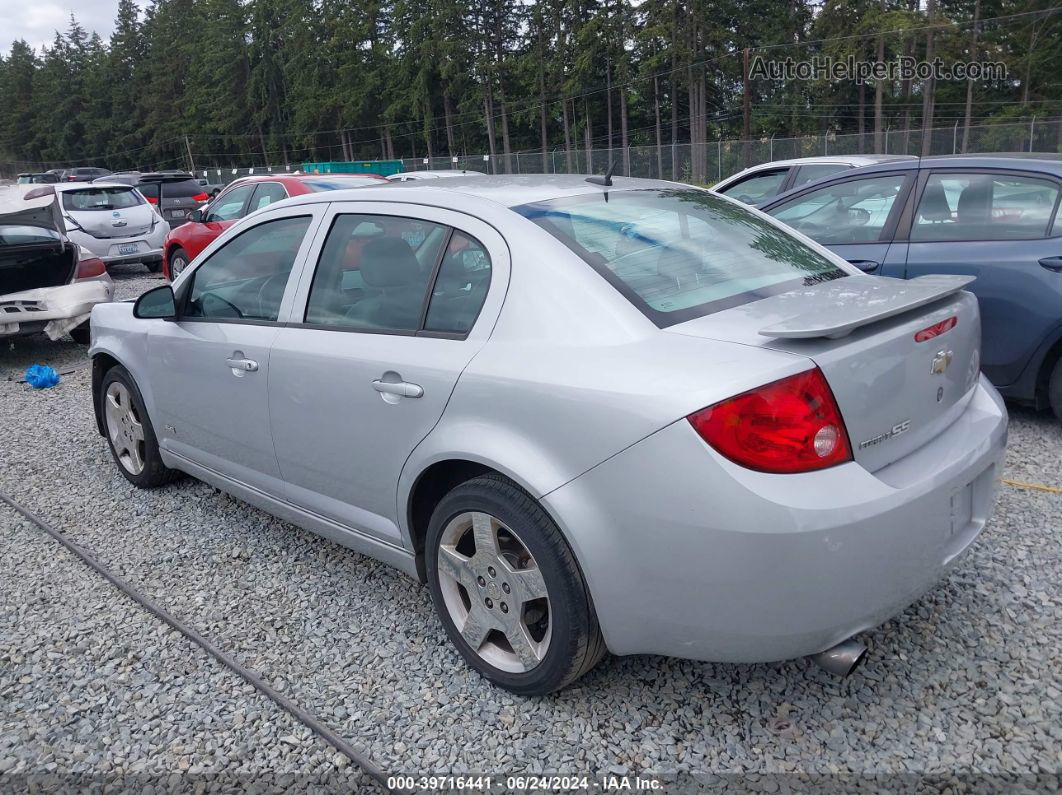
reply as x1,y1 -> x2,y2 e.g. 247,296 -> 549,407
185,216 -> 311,322
717,169 -> 789,204
790,163 -> 851,188
248,182 -> 288,213
912,172 -> 1061,241
304,214 -> 447,332
517,189 -> 845,327
62,187 -> 143,211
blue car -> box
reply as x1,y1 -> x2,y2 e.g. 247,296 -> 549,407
759,155 -> 1062,420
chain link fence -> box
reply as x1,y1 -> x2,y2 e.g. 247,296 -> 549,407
4,119 -> 1060,188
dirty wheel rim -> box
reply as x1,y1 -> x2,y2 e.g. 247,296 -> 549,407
171,254 -> 188,277
104,382 -> 145,475
437,511 -> 552,674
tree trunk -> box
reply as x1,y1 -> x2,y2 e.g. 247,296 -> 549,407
585,99 -> 593,171
858,77 -> 866,153
900,34 -> 913,154
563,99 -> 573,172
654,71 -> 663,179
606,57 -> 614,154
538,23 -> 548,171
500,95 -> 512,174
920,0 -> 938,157
873,0 -> 885,153
620,88 -> 629,175
444,92 -> 456,156
961,0 -> 980,153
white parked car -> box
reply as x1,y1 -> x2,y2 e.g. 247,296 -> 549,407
387,169 -> 487,182
54,182 -> 169,270
713,155 -> 917,205
1,187 -> 113,343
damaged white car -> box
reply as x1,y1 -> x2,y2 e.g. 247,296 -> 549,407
0,187 -> 114,343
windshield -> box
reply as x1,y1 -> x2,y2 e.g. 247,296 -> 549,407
515,189 -> 847,326
62,187 -> 143,211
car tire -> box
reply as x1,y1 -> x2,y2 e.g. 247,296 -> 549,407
100,365 -> 182,488
69,323 -> 90,345
169,248 -> 189,279
425,474 -> 606,695
1049,357 -> 1062,422
145,259 -> 162,273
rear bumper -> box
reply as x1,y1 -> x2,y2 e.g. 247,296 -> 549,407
69,224 -> 168,264
544,377 -> 1008,663
0,278 -> 114,339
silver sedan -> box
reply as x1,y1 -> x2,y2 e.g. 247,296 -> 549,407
88,175 -> 1007,695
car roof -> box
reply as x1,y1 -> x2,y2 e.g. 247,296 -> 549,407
276,174 -> 686,210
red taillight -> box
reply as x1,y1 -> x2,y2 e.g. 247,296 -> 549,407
191,193 -> 210,202
146,196 -> 159,205
914,316 -> 957,343
687,368 -> 852,474
76,255 -> 107,279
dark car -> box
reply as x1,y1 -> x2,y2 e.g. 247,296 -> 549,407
64,166 -> 113,182
16,173 -> 60,184
97,171 -> 211,229
759,154 -> 1062,420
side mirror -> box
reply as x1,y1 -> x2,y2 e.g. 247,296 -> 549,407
187,208 -> 204,223
134,285 -> 176,320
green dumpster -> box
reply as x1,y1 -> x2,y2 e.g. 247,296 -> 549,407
301,160 -> 404,177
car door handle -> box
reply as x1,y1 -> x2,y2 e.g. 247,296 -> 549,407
1038,256 -> 1062,272
225,356 -> 259,372
372,379 -> 423,398
847,259 -> 880,273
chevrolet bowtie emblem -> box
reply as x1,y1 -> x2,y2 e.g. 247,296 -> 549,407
931,350 -> 953,375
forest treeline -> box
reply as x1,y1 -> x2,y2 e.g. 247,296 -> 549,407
1,0 -> 1060,173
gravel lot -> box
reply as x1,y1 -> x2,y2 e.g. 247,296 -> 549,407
1,262 -> 1060,789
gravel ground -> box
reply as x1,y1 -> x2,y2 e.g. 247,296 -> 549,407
1,263 -> 1060,789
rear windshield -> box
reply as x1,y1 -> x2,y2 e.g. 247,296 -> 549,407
62,187 -> 143,211
159,179 -> 207,199
515,189 -> 846,326
0,225 -> 62,245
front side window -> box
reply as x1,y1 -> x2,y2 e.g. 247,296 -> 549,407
62,187 -> 143,211
185,216 -> 311,322
717,169 -> 789,204
304,214 -> 449,331
912,172 -> 1061,241
767,174 -> 907,244
205,185 -> 254,222
517,189 -> 845,327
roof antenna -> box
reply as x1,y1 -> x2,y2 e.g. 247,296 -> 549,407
586,161 -> 615,188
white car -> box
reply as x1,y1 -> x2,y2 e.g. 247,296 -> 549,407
55,182 -> 170,269
713,155 -> 917,205
387,169 -> 487,182
1,187 -> 113,343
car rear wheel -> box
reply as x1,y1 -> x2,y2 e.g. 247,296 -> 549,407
169,248 -> 189,279
1049,357 -> 1062,422
100,365 -> 181,488
426,474 -> 606,695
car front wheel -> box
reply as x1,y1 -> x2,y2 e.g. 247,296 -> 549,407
100,365 -> 181,488
426,474 -> 606,695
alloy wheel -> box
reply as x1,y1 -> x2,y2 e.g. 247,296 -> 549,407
436,511 -> 552,673
104,381 -> 146,475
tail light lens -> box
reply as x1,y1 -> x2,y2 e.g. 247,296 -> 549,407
146,196 -> 159,205
76,250 -> 107,279
191,193 -> 210,202
688,368 -> 852,474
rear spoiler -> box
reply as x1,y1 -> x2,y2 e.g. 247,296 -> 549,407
759,275 -> 976,339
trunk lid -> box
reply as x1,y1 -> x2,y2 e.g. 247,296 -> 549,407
0,189 -> 77,294
668,274 -> 982,472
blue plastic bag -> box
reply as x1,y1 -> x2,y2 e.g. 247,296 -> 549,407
24,365 -> 60,389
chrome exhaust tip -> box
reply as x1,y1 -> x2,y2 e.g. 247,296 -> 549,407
809,638 -> 867,677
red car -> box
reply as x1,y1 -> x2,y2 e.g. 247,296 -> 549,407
162,173 -> 389,279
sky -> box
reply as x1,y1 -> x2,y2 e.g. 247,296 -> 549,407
0,0 -> 149,54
